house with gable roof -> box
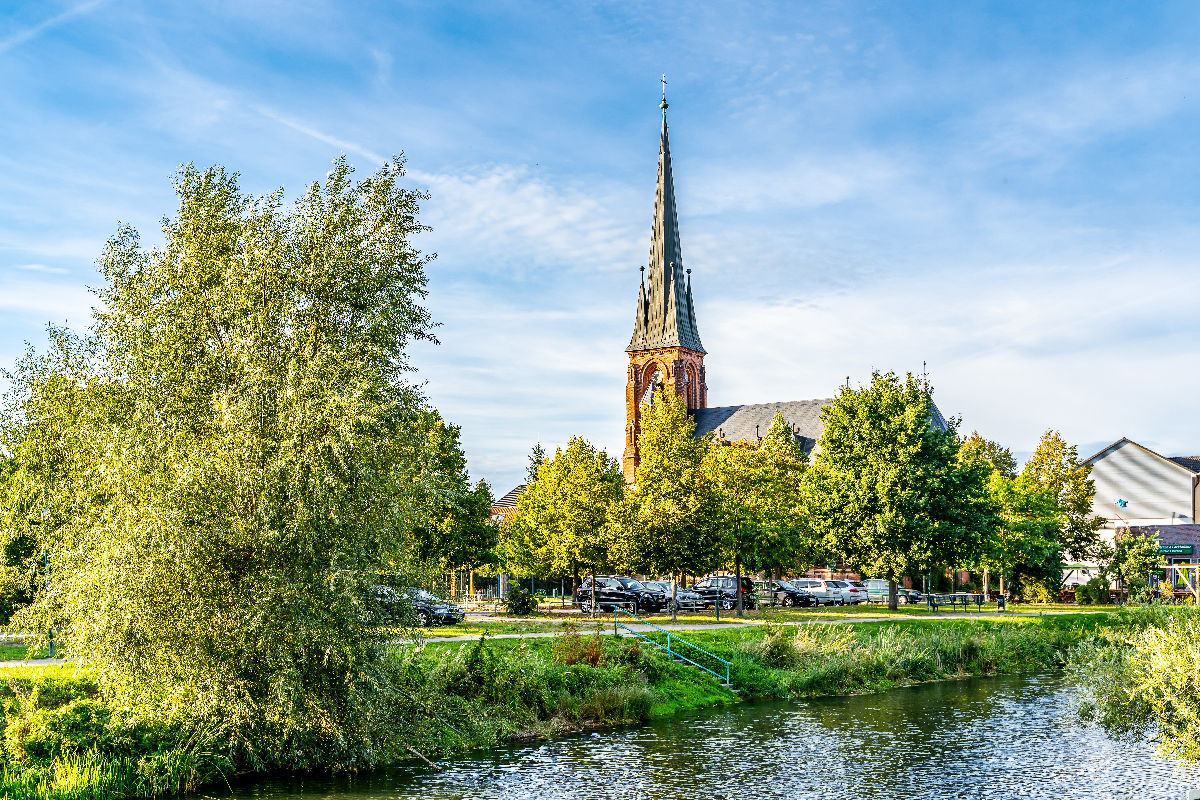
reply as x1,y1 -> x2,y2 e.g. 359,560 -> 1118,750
1081,437 -> 1200,588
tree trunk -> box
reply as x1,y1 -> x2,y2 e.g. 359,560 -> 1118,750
888,576 -> 899,611
469,569 -> 474,599
671,575 -> 678,622
572,562 -> 579,599
736,553 -> 744,618
590,567 -> 597,618
982,568 -> 989,598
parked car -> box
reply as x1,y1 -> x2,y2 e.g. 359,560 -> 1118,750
642,580 -> 703,611
574,575 -> 667,614
374,586 -> 464,627
830,579 -> 868,604
759,579 -> 819,608
863,579 -> 922,605
792,578 -> 845,605
691,575 -> 758,610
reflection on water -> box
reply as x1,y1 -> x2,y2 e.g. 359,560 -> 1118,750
211,673 -> 1200,800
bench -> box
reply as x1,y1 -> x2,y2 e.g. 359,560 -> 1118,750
927,593 -> 987,611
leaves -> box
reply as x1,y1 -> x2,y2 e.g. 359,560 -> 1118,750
0,157 -> 454,769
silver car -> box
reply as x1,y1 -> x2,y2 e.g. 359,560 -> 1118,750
831,579 -> 868,604
792,578 -> 844,606
642,580 -> 702,611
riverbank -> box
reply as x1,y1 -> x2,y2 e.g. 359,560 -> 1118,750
0,613 -> 1117,799
397,613 -> 1113,758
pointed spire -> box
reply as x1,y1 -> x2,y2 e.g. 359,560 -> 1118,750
628,84 -> 705,354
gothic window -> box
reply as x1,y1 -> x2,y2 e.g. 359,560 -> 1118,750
641,369 -> 663,406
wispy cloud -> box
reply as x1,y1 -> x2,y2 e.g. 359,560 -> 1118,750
0,0 -> 108,55
251,105 -> 388,166
11,263 -> 68,274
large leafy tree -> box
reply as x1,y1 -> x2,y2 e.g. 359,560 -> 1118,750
498,436 -> 624,598
805,371 -> 994,609
1022,430 -> 1104,562
402,407 -> 494,573
0,158 -> 441,770
611,390 -> 721,620
706,413 -> 813,614
960,432 -> 1064,599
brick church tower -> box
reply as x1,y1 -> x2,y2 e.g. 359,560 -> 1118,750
623,91 -> 707,481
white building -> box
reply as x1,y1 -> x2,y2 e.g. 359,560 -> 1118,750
1081,437 -> 1200,588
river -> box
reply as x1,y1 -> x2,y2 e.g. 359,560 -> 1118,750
210,673 -> 1200,800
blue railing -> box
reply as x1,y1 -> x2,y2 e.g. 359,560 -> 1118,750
613,608 -> 732,686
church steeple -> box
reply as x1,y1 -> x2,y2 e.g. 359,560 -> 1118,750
622,82 -> 709,481
627,86 -> 705,354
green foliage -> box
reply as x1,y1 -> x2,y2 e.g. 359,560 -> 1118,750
611,391 -> 720,591
980,471 -> 1064,598
0,158 -> 448,771
503,586 -> 539,616
1022,430 -> 1105,562
1071,604 -> 1200,762
1076,576 -> 1110,605
706,413 -> 814,576
1103,533 -> 1161,595
960,431 -> 1018,477
499,436 -> 624,577
805,371 -> 995,608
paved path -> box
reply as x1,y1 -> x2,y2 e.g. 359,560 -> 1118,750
418,609 -> 1075,643
0,610 -> 1082,664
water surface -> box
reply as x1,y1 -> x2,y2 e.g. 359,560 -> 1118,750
212,673 -> 1200,800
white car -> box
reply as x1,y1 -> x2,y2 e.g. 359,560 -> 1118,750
831,579 -> 868,604
791,578 -> 844,606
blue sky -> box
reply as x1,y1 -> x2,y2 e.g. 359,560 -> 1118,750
4,1 -> 1200,493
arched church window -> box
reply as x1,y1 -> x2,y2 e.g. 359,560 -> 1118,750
641,369 -> 663,406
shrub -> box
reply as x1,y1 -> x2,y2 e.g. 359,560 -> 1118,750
503,586 -> 539,616
1076,577 -> 1109,605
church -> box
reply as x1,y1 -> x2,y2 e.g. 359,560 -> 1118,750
622,90 -> 946,482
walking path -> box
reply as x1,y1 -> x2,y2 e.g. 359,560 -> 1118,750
0,610 -> 1084,666
418,609 -> 1076,643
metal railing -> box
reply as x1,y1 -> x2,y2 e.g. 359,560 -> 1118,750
612,607 -> 732,686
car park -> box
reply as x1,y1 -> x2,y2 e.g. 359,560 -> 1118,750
863,579 -> 923,605
574,575 -> 668,614
691,575 -> 758,610
830,579 -> 868,604
759,579 -> 819,607
792,578 -> 845,605
642,580 -> 703,611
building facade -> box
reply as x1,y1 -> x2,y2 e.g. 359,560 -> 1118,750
1083,437 -> 1200,588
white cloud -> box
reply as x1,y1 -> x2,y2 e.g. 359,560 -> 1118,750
0,276 -> 95,321
0,0 -> 109,55
12,263 -> 67,274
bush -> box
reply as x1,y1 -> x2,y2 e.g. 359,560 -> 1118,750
1076,577 -> 1109,605
503,586 -> 539,616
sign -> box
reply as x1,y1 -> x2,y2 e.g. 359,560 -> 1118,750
1158,544 -> 1194,556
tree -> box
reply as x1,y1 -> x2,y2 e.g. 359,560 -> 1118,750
527,442 -> 546,484
0,158 -> 440,770
706,413 -> 814,615
498,436 -> 624,610
1103,532 -> 1162,598
980,471 -> 1064,600
1023,430 -> 1104,562
960,431 -> 1017,477
402,407 -> 495,574
611,390 -> 720,620
805,371 -> 994,610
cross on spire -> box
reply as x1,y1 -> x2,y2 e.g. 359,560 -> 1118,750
660,73 -> 668,110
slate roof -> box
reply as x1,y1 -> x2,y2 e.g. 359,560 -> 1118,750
627,100 -> 705,354
493,485 -> 527,509
692,399 -> 950,455
1169,456 -> 1200,474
